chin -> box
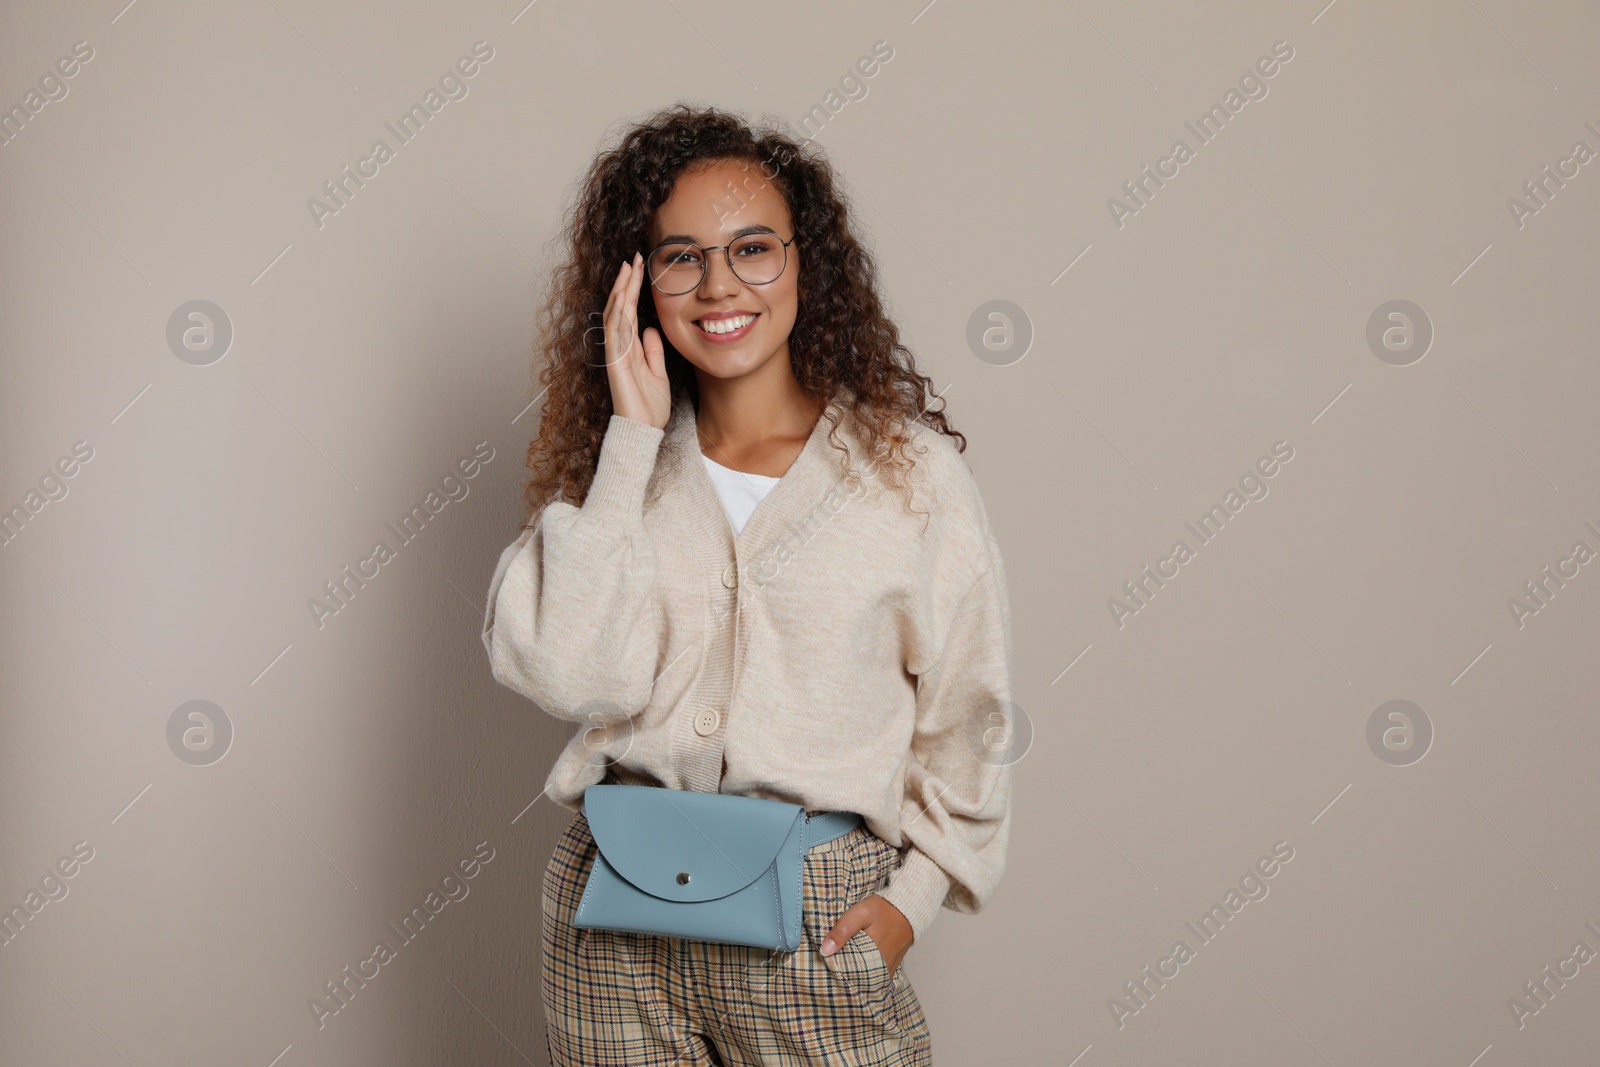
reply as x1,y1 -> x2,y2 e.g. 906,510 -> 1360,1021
688,352 -> 763,380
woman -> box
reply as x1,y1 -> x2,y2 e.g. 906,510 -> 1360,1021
481,103 -> 1015,1066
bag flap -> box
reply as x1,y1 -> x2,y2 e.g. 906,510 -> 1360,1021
583,785 -> 804,903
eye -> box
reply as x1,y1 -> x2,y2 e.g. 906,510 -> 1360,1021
664,248 -> 702,266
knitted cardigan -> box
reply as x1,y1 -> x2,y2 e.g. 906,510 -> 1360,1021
482,388 -> 1014,942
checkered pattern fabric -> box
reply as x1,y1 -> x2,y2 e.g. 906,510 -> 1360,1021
541,808 -> 934,1065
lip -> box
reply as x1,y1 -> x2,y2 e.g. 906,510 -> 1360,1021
693,311 -> 759,343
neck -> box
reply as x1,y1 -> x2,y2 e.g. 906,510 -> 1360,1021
692,358 -> 825,453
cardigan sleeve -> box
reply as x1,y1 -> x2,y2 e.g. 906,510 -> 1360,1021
876,532 -> 1015,943
481,414 -> 666,722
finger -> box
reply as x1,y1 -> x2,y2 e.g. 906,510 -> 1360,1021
604,258 -> 633,321
612,308 -> 637,371
605,265 -> 637,370
603,260 -> 630,324
622,252 -> 645,357
641,326 -> 665,380
820,906 -> 865,956
598,273 -> 621,361
621,271 -> 642,363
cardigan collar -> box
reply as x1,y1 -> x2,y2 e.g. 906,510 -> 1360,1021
657,387 -> 855,566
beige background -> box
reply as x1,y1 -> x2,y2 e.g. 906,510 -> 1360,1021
3,0 -> 1599,1063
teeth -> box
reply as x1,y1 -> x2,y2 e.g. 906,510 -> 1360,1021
698,314 -> 755,335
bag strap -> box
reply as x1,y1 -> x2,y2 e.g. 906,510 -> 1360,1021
802,810 -> 862,849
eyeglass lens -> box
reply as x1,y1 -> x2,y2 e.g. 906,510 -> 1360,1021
647,234 -> 788,295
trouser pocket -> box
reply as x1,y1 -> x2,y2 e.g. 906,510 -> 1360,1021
776,827 -> 911,1035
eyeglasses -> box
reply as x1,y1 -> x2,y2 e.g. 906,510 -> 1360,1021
644,232 -> 797,296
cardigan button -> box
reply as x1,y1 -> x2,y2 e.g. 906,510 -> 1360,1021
693,708 -> 721,736
721,562 -> 738,588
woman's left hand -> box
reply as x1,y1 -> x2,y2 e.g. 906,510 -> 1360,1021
820,894 -> 913,975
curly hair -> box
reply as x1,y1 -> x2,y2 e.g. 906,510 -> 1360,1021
517,102 -> 965,530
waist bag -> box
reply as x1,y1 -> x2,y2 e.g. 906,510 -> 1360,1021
573,783 -> 863,952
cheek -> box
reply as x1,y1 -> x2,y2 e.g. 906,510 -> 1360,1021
766,273 -> 799,316
775,285 -> 800,327
663,319 -> 698,349
655,299 -> 696,337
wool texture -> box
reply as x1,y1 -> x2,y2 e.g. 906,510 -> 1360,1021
483,388 -> 1014,942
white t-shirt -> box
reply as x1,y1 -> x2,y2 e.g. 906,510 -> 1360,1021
701,453 -> 780,536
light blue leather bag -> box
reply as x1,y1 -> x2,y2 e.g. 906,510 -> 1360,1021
574,783 -> 863,952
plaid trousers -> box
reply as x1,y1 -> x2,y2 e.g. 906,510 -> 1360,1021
540,807 -> 934,1066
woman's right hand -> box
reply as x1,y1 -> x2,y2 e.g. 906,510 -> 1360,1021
602,251 -> 671,430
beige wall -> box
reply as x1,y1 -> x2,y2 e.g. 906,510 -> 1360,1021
3,0 -> 1598,1063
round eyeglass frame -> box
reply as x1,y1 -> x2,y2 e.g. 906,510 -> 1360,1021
643,233 -> 798,295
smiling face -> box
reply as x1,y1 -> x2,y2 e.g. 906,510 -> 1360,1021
645,159 -> 801,384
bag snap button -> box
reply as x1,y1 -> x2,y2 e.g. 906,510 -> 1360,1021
693,708 -> 721,736
676,871 -> 691,884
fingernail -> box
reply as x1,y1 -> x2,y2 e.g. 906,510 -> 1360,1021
820,937 -> 837,956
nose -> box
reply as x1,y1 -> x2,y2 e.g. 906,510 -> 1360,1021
696,249 -> 742,299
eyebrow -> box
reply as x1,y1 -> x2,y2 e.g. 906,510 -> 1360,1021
654,223 -> 780,245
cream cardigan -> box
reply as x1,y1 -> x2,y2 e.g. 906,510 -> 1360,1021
481,388 -> 1014,942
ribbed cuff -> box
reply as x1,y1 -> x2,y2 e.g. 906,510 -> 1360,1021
876,846 -> 952,944
583,414 -> 665,516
